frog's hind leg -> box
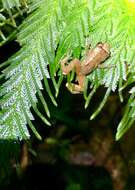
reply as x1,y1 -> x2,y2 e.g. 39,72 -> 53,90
74,74 -> 85,92
61,57 -> 85,93
66,74 -> 85,94
61,58 -> 81,75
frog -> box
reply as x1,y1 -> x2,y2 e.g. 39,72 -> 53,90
60,42 -> 111,94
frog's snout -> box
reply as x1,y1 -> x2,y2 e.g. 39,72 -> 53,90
102,43 -> 110,54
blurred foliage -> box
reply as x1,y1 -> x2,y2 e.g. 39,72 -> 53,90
0,88 -> 135,189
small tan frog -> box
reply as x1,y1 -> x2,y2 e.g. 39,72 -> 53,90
61,42 -> 111,93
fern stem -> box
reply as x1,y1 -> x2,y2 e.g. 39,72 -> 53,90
122,94 -> 134,121
0,8 -> 28,28
119,77 -> 134,92
33,106 -> 51,126
43,77 -> 57,106
29,65 -> 50,118
115,94 -> 135,140
16,6 -> 22,16
0,30 -> 6,40
90,87 -> 111,120
116,94 -> 134,131
27,118 -> 42,140
22,0 -> 28,8
37,90 -> 50,118
83,78 -> 89,100
25,81 -> 51,126
20,98 -> 42,140
85,85 -> 98,109
36,50 -> 57,106
42,38 -> 58,94
116,118 -> 134,141
6,7 -> 16,27
51,76 -> 59,95
0,8 -> 4,12
118,77 -> 124,102
36,47 -> 57,106
55,74 -> 63,97
0,30 -> 17,47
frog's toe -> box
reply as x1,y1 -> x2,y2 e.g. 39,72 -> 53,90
66,83 -> 82,94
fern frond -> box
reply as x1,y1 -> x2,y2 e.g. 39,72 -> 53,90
90,1 -> 134,84
0,0 -> 91,140
86,0 -> 135,123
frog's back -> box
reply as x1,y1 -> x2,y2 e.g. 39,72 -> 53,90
81,45 -> 110,75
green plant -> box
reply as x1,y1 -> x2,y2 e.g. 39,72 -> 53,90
0,0 -> 135,140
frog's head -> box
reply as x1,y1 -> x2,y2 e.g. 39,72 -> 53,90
97,42 -> 110,55
102,43 -> 110,54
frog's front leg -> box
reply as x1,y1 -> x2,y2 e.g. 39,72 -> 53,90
60,57 -> 85,93
61,57 -> 81,75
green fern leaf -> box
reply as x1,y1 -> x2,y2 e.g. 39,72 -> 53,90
0,0 -> 91,140
87,0 -> 135,89
86,0 -> 135,123
116,74 -> 135,140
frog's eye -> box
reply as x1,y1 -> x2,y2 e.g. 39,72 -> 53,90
96,42 -> 103,47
